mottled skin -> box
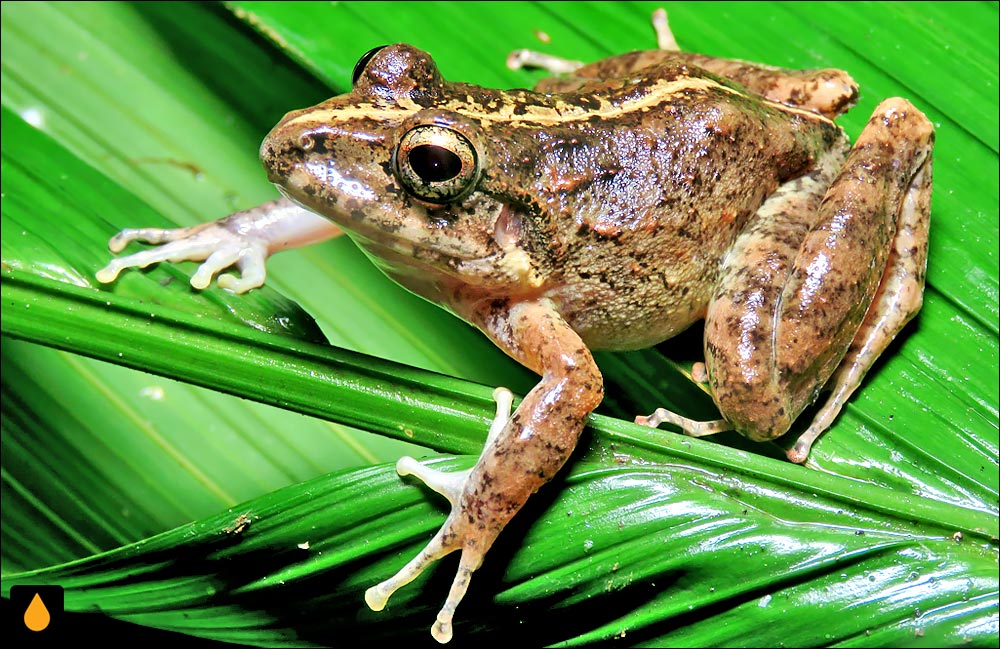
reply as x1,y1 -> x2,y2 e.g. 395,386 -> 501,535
264,48 -> 847,351
98,31 -> 933,644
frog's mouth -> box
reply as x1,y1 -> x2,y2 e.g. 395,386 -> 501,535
353,231 -> 543,296
275,185 -> 543,292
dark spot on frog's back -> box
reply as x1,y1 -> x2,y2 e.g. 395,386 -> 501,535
509,100 -> 533,117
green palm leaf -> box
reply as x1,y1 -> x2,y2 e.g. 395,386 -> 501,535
2,1 -> 996,646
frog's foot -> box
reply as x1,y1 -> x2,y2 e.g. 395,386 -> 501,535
635,408 -> 732,438
787,413 -> 833,464
787,376 -> 869,463
506,49 -> 584,74
651,8 -> 680,51
366,387 -> 515,644
96,222 -> 269,293
507,8 -> 677,73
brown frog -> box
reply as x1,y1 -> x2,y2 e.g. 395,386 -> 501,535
97,11 -> 933,643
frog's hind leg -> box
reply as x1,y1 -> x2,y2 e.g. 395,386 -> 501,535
506,49 -> 584,75
635,363 -> 734,437
634,409 -> 732,438
651,8 -> 680,51
786,100 -> 933,462
638,141 -> 844,446
687,54 -> 859,121
706,98 -> 933,463
652,7 -> 858,120
507,8 -> 678,75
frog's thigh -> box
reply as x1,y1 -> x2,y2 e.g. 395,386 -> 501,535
680,53 -> 859,120
786,99 -> 933,462
704,153 -> 836,442
707,98 -> 933,460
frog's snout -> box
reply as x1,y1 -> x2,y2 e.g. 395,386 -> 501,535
260,119 -> 326,187
260,123 -> 294,183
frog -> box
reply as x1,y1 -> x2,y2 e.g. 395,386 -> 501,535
96,10 -> 933,644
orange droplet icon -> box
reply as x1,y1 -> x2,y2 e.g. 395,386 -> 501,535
24,592 -> 51,631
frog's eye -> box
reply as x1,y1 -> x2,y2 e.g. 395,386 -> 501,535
352,45 -> 388,86
395,125 -> 480,203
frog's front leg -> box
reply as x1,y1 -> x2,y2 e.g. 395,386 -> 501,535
365,297 -> 603,643
96,197 -> 341,293
706,98 -> 933,461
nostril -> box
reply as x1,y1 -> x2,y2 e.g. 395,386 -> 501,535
298,133 -> 315,152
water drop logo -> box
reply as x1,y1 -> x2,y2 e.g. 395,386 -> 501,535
9,585 -> 63,640
24,592 -> 51,631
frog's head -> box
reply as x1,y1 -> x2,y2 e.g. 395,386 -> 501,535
261,44 -> 544,299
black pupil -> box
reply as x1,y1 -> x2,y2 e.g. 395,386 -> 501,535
409,145 -> 462,183
352,45 -> 388,85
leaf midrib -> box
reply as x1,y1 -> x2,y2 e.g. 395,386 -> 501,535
3,268 -> 996,545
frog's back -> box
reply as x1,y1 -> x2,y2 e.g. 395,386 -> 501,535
498,58 -> 845,350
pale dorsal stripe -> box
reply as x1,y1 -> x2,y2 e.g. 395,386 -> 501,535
280,76 -> 833,130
